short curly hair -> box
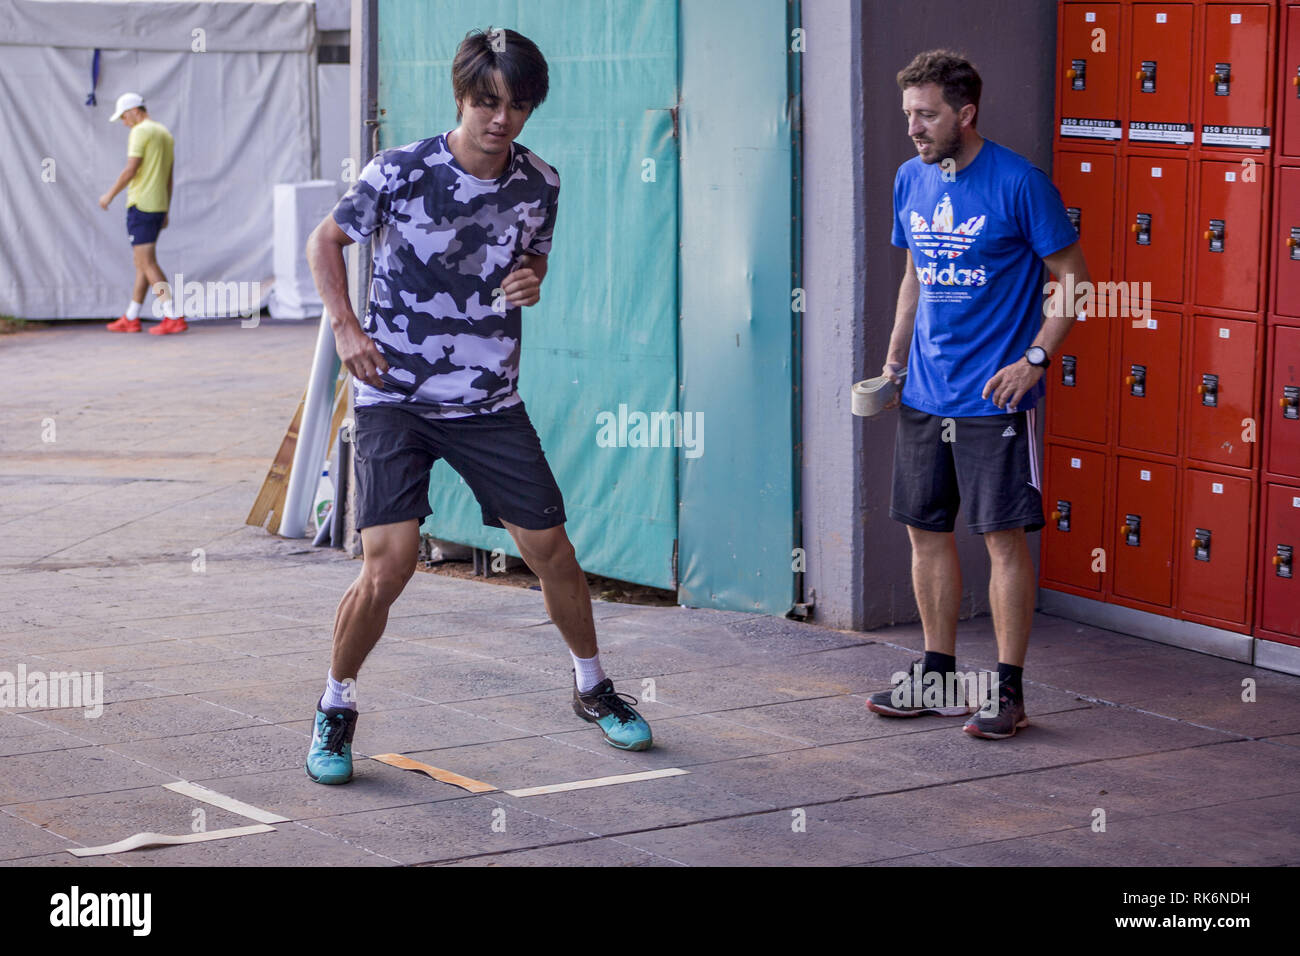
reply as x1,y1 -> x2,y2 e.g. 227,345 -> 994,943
896,50 -> 982,125
452,28 -> 549,119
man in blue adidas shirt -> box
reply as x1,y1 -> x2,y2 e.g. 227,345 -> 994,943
866,50 -> 1090,739
301,28 -> 652,785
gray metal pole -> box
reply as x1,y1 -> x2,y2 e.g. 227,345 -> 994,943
281,312 -> 342,539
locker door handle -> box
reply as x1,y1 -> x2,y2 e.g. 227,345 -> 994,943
1287,237 -> 1299,248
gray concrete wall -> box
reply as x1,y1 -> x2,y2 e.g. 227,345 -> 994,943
802,0 -> 1058,630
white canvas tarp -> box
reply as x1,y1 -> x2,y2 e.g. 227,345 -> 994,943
0,0 -> 318,319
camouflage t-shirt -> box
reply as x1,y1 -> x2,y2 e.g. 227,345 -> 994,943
331,132 -> 560,416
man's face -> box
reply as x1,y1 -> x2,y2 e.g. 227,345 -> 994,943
902,83 -> 966,165
456,71 -> 533,157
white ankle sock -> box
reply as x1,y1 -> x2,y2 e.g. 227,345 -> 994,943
322,672 -> 356,710
571,652 -> 606,694
125,301 -> 142,320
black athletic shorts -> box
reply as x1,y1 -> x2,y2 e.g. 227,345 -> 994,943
889,404 -> 1044,534
352,401 -> 567,532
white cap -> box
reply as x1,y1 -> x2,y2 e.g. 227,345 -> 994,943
109,92 -> 144,122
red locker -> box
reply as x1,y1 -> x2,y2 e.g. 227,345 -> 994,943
1128,3 -> 1197,146
1279,3 -> 1300,160
1042,444 -> 1108,592
1047,313 -> 1111,445
1178,467 -> 1254,626
1057,3 -> 1125,143
1258,482 -> 1300,639
1185,314 -> 1261,469
1192,160 -> 1269,313
1274,165 -> 1300,321
1112,457 -> 1178,606
1118,308 -> 1183,455
1054,151 -> 1119,282
1124,155 -> 1189,303
1266,325 -> 1300,479
1199,3 -> 1276,150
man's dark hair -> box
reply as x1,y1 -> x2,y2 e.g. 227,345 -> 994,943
452,28 -> 549,118
896,50 -> 982,124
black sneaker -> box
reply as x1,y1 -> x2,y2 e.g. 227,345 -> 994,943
572,676 -> 653,751
963,685 -> 1029,739
866,658 -> 975,717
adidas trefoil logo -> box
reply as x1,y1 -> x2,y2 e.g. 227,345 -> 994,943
910,193 -> 986,260
1002,425 -> 1017,437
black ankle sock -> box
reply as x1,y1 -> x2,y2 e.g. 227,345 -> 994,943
997,662 -> 1024,699
923,651 -> 957,677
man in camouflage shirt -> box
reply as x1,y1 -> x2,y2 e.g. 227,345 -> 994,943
303,28 -> 653,785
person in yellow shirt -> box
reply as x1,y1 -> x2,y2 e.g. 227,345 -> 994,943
99,92 -> 186,334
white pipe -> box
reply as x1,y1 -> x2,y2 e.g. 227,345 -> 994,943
281,311 -> 342,538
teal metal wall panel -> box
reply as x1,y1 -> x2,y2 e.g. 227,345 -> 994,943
677,0 -> 799,613
377,0 -> 679,588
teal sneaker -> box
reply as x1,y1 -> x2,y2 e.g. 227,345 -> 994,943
305,701 -> 358,784
572,677 -> 653,751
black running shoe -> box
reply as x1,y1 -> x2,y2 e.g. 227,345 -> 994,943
572,676 -> 653,751
866,658 -> 975,717
963,685 -> 1029,739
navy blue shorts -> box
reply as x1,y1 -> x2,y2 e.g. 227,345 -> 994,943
352,401 -> 567,532
126,206 -> 165,246
890,404 -> 1045,534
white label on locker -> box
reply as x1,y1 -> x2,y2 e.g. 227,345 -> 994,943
1148,319 -> 1158,329
1219,327 -> 1230,338
1212,483 -> 1224,495
1140,470 -> 1152,481
1151,167 -> 1163,178
1081,161 -> 1092,172
1225,171 -> 1236,182
1071,457 -> 1082,469
1230,14 -> 1241,24
1156,13 -> 1167,23
1293,497 -> 1300,509
1086,12 -> 1096,22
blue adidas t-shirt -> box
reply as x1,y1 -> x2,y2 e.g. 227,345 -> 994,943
891,139 -> 1078,417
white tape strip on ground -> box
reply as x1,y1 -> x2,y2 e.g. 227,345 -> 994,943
504,767 -> 689,798
163,781 -> 290,824
67,824 -> 275,857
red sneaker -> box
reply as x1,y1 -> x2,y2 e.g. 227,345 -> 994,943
148,316 -> 188,335
106,315 -> 142,332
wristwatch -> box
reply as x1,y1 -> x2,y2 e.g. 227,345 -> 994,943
1024,345 -> 1051,369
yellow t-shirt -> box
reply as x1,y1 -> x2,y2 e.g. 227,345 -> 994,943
126,118 -> 174,213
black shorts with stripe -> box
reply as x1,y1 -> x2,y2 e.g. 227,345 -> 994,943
889,403 -> 1044,535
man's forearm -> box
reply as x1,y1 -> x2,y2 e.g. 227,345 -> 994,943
1037,246 -> 1092,358
886,275 -> 919,366
105,167 -> 134,201
307,232 -> 360,331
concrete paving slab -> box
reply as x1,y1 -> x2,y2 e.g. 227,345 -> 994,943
107,723 -> 309,780
947,740 -> 1300,821
545,712 -> 812,769
449,685 -> 693,736
0,807 -> 87,861
7,787 -> 255,849
122,820 -> 392,867
614,810 -> 921,866
320,702 -> 528,756
932,826 -> 1241,866
191,677 -> 427,724
495,771 -> 776,836
21,695 -> 262,745
393,735 -> 646,793
1124,794 -> 1300,865
378,658 -> 568,704
433,837 -> 682,866
303,798 -> 587,865
189,764 -> 471,821
0,747 -> 175,805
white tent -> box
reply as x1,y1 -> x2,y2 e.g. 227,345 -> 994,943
0,0 -> 318,319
